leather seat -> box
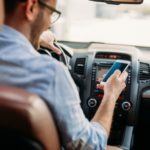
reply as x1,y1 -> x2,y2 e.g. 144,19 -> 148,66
0,85 -> 123,150
0,85 -> 61,150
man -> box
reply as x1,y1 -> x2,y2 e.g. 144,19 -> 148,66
0,0 -> 4,25
0,0 -> 127,149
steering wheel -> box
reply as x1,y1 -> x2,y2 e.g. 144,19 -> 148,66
38,42 -> 68,66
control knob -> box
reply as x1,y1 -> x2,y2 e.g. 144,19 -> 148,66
122,101 -> 131,111
88,98 -> 97,108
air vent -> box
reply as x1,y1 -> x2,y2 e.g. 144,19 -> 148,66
74,58 -> 86,76
139,63 -> 150,80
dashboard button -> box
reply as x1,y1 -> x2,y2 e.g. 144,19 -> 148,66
88,98 -> 97,108
122,101 -> 131,111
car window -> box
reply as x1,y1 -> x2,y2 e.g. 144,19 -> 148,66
54,0 -> 150,47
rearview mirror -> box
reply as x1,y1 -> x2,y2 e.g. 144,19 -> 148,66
89,0 -> 143,4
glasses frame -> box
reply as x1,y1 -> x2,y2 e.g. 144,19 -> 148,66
38,0 -> 61,23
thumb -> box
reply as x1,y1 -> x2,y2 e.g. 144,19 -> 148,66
108,70 -> 121,81
112,70 -> 121,78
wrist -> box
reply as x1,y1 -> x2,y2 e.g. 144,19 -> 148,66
100,96 -> 116,113
102,93 -> 117,106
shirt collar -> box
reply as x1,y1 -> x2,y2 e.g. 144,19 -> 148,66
0,25 -> 40,56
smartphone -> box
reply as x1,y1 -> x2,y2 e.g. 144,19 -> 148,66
100,60 -> 130,85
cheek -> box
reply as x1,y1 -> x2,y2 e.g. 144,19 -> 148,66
42,11 -> 51,29
0,0 -> 4,25
44,15 -> 51,29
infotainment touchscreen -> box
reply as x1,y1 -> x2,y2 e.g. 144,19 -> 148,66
96,67 -> 109,81
101,60 -> 130,84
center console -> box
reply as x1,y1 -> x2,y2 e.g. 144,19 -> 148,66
87,52 -> 132,145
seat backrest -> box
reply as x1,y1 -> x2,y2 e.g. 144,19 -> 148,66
0,85 -> 61,150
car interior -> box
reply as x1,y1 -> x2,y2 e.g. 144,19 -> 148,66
1,0 -> 150,149
0,85 -> 61,150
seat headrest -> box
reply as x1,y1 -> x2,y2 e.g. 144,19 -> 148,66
0,85 -> 61,150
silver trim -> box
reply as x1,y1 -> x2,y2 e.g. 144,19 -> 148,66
142,90 -> 150,99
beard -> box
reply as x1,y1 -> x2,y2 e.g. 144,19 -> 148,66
30,11 -> 45,49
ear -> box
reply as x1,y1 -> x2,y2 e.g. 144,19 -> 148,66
25,0 -> 39,21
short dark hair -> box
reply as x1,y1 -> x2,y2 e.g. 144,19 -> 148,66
5,0 -> 48,14
5,0 -> 26,14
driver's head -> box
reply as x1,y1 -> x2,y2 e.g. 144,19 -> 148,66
0,0 -> 4,25
4,0 -> 57,48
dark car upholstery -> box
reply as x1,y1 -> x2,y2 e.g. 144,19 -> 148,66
0,85 -> 61,150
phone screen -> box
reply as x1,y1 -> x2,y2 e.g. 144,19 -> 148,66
102,61 -> 129,82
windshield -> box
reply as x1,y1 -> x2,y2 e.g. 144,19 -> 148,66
54,0 -> 150,47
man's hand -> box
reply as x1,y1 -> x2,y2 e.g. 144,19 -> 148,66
97,70 -> 128,102
39,30 -> 62,55
103,70 -> 128,102
92,70 -> 128,135
107,146 -> 123,150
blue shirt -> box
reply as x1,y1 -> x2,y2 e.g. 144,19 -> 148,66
0,25 -> 108,150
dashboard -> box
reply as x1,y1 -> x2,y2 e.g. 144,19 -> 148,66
59,41 -> 150,149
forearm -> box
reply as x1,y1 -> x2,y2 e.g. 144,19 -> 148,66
92,94 -> 116,136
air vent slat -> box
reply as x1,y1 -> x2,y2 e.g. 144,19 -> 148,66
139,62 -> 150,80
74,58 -> 86,76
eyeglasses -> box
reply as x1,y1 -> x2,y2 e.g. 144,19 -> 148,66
38,0 -> 61,24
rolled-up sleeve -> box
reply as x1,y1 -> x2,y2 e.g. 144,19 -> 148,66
46,62 -> 108,150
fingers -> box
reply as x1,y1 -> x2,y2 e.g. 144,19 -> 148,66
108,70 -> 121,82
48,44 -> 62,55
114,70 -> 121,78
39,39 -> 62,55
39,30 -> 62,55
119,71 -> 128,82
115,70 -> 128,90
96,83 -> 104,90
109,70 -> 128,82
97,70 -> 121,89
97,70 -> 128,91
119,71 -> 128,90
98,77 -> 103,82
